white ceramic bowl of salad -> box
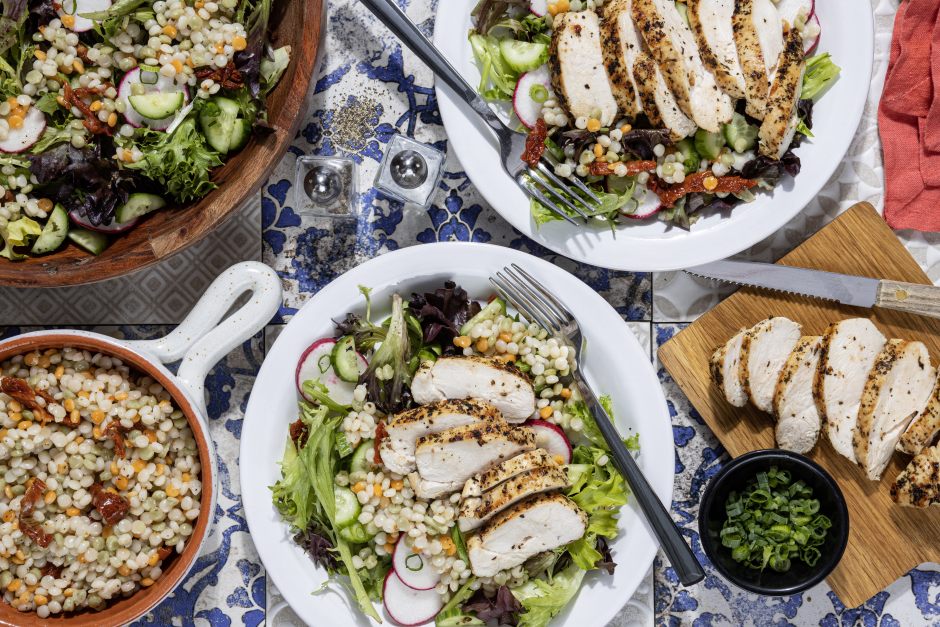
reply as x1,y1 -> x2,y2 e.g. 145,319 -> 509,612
240,242 -> 674,627
433,0 -> 873,272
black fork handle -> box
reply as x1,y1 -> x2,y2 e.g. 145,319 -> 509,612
585,389 -> 705,586
357,0 -> 507,136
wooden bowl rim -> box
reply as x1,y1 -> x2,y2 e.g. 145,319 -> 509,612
0,333 -> 215,627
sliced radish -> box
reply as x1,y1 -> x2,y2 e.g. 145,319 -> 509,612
524,419 -> 572,464
803,14 -> 820,55
295,338 -> 368,406
393,535 -> 440,591
117,68 -> 190,130
530,0 -> 548,17
383,570 -> 444,626
774,0 -> 813,27
622,186 -> 662,220
68,209 -> 138,233
0,107 -> 46,154
59,0 -> 113,33
513,64 -> 550,131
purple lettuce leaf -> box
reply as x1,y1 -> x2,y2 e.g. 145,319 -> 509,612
464,585 -> 522,626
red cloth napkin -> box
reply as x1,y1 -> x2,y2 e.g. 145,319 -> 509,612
880,0 -> 940,230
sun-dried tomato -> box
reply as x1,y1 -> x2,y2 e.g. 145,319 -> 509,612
658,171 -> 758,208
289,418 -> 309,450
90,484 -> 130,525
2,189 -> 13,203
102,419 -> 145,458
19,478 -> 52,548
1,377 -> 51,426
64,83 -> 113,136
373,422 -> 388,468
157,547 -> 173,561
645,174 -> 668,197
521,118 -> 548,168
41,563 -> 63,579
75,44 -> 92,65
195,61 -> 244,90
588,160 -> 657,177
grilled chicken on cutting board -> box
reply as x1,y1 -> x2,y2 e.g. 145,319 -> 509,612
550,11 -> 621,127
687,0 -> 746,98
600,0 -> 645,121
467,492 -> 588,577
892,446 -> 940,508
853,340 -> 935,481
732,0 -> 785,120
898,373 -> 940,456
378,399 -> 504,475
413,422 -> 535,498
458,465 -> 571,532
411,355 -> 537,422
461,449 -> 557,498
772,335 -> 822,454
711,327 -> 750,407
738,316 -> 802,414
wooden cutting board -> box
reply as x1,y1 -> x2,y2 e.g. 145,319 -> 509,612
658,202 -> 940,608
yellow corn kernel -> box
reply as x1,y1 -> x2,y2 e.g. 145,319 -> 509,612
77,390 -> 89,399
61,14 -> 75,28
351,481 -> 367,493
0,429 -> 5,439
539,406 -> 553,419
70,409 -> 80,424
159,400 -> 172,408
384,542 -> 395,554
74,436 -> 83,445
111,461 -> 119,475
620,124 -> 632,134
33,594 -> 48,606
703,175 -> 719,191
142,577 -> 155,587
215,43 -> 225,54
44,490 -> 56,505
132,460 -> 146,473
560,388 -> 572,398
24,478 -> 33,490
17,420 -> 31,430
118,565 -> 132,577
89,100 -> 101,112
163,24 -> 178,38
73,60 -> 84,74
4,486 -> 12,499
182,473 -> 191,482
499,332 -> 513,342
594,143 -> 604,158
115,392 -> 129,401
172,60 -> 183,73
93,425 -> 102,439
10,552 -> 24,564
106,487 -> 118,496
63,398 -> 75,412
102,526 -> 113,539
476,338 -> 488,352
586,118 -> 602,132
56,95 -> 68,108
54,365 -> 65,379
500,354 -> 517,363
146,429 -> 158,443
107,112 -> 117,127
156,463 -> 165,476
5,115 -> 21,130
390,479 -> 403,491
63,588 -> 74,597
92,410 -> 105,424
8,400 -> 21,413
114,476 -> 128,490
454,335 -> 472,348
67,507 -> 81,517
556,0 -> 570,10
553,454 -> 565,465
232,36 -> 247,51
149,553 -> 160,567
373,483 -> 383,496
34,49 -> 46,61
1,511 -> 13,523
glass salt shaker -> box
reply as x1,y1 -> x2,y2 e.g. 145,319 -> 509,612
373,134 -> 446,210
293,156 -> 359,219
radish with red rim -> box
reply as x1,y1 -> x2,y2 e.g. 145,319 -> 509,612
530,0 -> 548,17
392,535 -> 440,591
774,0 -> 814,25
68,209 -> 138,233
622,185 -> 662,220
383,570 -> 444,626
0,107 -> 45,154
513,64 -> 550,131
803,14 -> 820,55
117,68 -> 190,130
59,0 -> 113,33
524,419 -> 572,463
295,338 -> 368,405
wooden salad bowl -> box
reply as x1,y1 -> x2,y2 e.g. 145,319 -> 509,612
0,0 -> 325,288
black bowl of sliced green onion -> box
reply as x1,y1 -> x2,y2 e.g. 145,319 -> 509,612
698,449 -> 849,596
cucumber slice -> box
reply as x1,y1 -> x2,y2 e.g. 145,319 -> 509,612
128,92 -> 184,119
459,298 -> 507,336
498,38 -> 548,74
227,118 -> 252,153
331,335 -> 359,383
31,204 -> 68,255
673,139 -> 700,175
199,96 -> 241,153
722,112 -> 759,153
350,440 -> 375,475
334,485 -> 361,529
676,1 -> 690,27
115,193 -> 167,224
694,128 -> 726,160
427,342 -> 442,356
417,349 -> 438,365
67,228 -> 108,255
338,521 -> 370,543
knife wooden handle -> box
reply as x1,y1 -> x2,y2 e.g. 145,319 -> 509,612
876,280 -> 940,319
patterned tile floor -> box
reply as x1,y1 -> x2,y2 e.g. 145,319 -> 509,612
9,0 -> 940,625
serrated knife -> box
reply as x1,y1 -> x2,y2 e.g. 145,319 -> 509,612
685,260 -> 940,320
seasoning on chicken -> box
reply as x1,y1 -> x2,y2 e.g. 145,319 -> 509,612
758,28 -> 805,159
413,422 -> 536,499
853,340 -> 935,481
710,327 -> 749,407
813,318 -> 887,464
738,316 -> 802,414
549,10 -> 621,127
411,355 -> 537,422
891,445 -> 940,508
458,465 -> 571,532
467,492 -> 588,577
732,0 -> 784,119
772,336 -> 823,454
897,372 -> 940,456
378,399 -> 504,475
462,449 -> 557,498
600,0 -> 646,121
687,0 -> 746,98
631,51 -> 698,141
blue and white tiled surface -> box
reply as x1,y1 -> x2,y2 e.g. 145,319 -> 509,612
11,0 -> 940,625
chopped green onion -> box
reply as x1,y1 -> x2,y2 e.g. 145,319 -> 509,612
405,554 -> 423,572
529,84 -> 548,103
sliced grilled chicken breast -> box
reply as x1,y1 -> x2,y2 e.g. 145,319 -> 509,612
467,492 -> 588,577
738,316 -> 802,414
813,319 -> 888,464
733,0 -> 784,119
632,51 -> 697,140
550,11 -> 620,127
632,0 -> 734,132
688,0 -> 746,98
462,449 -> 557,498
379,399 -> 504,475
853,340 -> 935,481
411,355 -> 537,422
710,328 -> 749,407
772,336 -> 822,454
458,466 -> 571,532
758,28 -> 804,159
600,0 -> 645,121
898,373 -> 940,456
891,446 -> 940,508
413,422 -> 536,498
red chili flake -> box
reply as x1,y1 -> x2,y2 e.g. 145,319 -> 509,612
41,563 -> 63,579
1,377 -> 51,426
19,478 -> 52,548
588,160 -> 657,177
289,418 -> 309,450
521,118 -> 548,168
658,171 -> 758,208
195,61 -> 244,90
373,422 -> 388,468
157,546 -> 173,561
90,484 -> 130,526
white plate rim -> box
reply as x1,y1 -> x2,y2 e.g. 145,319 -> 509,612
241,242 -> 674,627
432,2 -> 875,272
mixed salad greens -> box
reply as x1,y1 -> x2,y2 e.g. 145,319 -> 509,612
271,283 -> 641,627
469,0 -> 841,230
0,0 -> 290,260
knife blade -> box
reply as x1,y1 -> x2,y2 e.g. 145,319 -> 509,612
684,260 -> 882,308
